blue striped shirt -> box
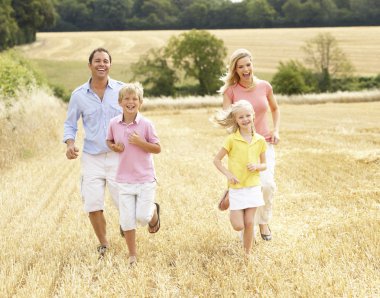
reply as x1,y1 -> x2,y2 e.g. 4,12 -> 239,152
63,78 -> 125,154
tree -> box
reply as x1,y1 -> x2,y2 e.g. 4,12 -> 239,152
246,0 -> 276,27
166,30 -> 227,95
131,47 -> 177,97
0,0 -> 18,50
12,0 -> 56,43
302,32 -> 354,77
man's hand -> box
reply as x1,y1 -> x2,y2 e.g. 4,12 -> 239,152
66,141 -> 79,159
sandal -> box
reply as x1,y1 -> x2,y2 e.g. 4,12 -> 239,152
218,190 -> 229,211
148,203 -> 160,233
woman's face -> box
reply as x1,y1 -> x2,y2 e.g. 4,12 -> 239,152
235,56 -> 253,82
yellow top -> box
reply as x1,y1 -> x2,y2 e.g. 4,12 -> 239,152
223,130 -> 267,189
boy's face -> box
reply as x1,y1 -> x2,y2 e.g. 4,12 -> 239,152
119,92 -> 142,115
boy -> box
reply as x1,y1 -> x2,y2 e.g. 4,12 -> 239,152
106,82 -> 161,265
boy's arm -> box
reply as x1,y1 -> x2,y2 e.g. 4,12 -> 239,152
213,148 -> 239,185
128,132 -> 161,154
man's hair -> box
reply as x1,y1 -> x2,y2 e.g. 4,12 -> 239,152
88,48 -> 112,64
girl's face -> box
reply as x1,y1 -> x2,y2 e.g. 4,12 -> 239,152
235,108 -> 254,131
235,56 -> 253,82
119,92 -> 141,115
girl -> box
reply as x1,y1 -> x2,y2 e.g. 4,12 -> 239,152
213,100 -> 267,254
218,48 -> 280,241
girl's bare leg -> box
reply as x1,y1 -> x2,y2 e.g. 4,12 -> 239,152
243,208 -> 257,254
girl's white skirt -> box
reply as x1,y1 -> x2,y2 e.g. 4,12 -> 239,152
229,186 -> 265,210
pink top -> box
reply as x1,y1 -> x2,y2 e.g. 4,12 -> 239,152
107,113 -> 159,183
225,80 -> 273,140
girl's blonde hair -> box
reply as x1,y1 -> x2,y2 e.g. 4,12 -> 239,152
219,48 -> 254,94
118,82 -> 144,102
213,100 -> 255,133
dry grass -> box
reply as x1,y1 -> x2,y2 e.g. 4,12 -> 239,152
18,27 -> 380,77
1,97 -> 379,296
141,89 -> 380,111
0,89 -> 65,169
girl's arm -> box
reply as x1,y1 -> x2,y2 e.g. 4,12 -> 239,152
247,151 -> 267,172
222,93 -> 232,110
128,132 -> 161,154
214,148 -> 239,184
268,91 -> 280,144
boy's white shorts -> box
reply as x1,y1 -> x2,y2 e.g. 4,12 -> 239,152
80,151 -> 119,213
118,181 -> 156,231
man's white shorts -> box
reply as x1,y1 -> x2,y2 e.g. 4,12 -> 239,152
80,151 -> 119,212
118,181 -> 156,231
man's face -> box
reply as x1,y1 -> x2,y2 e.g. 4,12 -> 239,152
88,51 -> 111,80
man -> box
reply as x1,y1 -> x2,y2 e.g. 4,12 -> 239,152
63,48 -> 125,257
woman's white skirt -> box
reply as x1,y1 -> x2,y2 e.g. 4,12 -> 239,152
229,186 -> 265,210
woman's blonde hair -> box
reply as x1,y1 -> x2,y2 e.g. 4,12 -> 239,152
219,48 -> 254,94
213,100 -> 255,133
118,82 -> 144,103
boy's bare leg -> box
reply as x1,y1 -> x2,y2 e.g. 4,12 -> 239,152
89,210 -> 108,246
124,230 -> 137,263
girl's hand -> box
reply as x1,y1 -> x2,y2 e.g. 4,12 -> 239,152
247,163 -> 259,172
226,172 -> 239,185
111,142 -> 125,152
269,131 -> 280,145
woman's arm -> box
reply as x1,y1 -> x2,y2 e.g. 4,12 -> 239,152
222,93 -> 233,110
268,91 -> 280,144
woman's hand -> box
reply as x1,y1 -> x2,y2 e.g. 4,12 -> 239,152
269,131 -> 280,145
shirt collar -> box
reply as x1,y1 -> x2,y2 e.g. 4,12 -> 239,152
232,130 -> 259,144
117,112 -> 142,125
86,77 -> 112,92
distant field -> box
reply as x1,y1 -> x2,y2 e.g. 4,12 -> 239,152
17,27 -> 380,91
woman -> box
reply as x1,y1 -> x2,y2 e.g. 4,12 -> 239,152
218,48 -> 280,241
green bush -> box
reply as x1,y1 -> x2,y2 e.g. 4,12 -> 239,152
271,60 -> 318,95
0,50 -> 43,100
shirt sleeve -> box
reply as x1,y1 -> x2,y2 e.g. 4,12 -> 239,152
63,94 -> 80,143
224,86 -> 234,101
106,119 -> 114,141
146,121 -> 160,144
261,139 -> 267,154
223,135 -> 232,152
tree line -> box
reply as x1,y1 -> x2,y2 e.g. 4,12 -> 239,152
1,0 -> 379,50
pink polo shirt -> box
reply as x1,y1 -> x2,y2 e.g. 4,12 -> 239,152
225,80 -> 273,141
107,113 -> 159,183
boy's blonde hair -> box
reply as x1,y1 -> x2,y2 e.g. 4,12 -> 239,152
214,100 -> 255,133
118,82 -> 144,103
219,48 -> 254,94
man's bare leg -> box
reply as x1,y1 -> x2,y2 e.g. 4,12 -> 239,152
89,210 -> 108,246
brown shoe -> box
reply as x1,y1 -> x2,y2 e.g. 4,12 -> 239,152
218,190 -> 229,211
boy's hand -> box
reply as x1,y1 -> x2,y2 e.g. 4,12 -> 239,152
128,132 -> 143,145
111,142 -> 125,152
